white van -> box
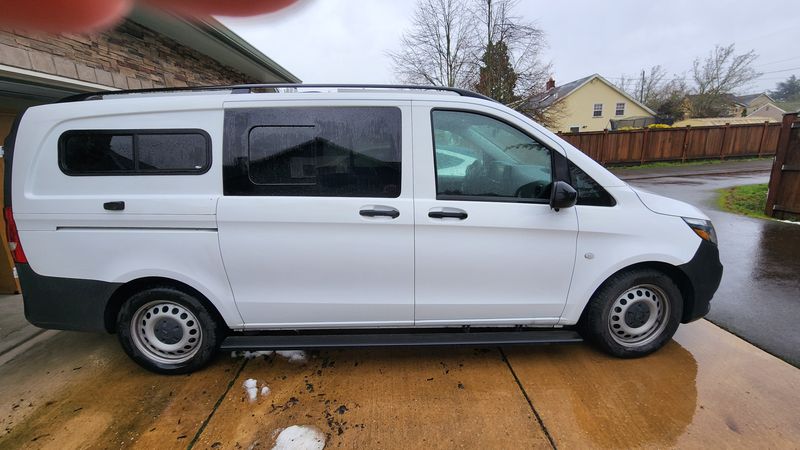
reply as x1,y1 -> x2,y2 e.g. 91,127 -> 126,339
4,85 -> 722,374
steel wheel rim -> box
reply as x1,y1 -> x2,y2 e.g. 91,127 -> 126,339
130,300 -> 202,365
608,284 -> 670,347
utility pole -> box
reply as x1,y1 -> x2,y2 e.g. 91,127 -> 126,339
639,69 -> 645,102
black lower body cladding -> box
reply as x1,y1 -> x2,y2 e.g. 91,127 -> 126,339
677,240 -> 723,323
16,263 -> 121,332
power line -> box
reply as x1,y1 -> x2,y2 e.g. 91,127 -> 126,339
756,56 -> 800,68
759,66 -> 800,75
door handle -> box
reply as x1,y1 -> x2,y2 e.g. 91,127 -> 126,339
104,201 -> 125,211
428,210 -> 468,220
360,207 -> 400,219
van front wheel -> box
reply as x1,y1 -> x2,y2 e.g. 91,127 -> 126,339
581,269 -> 683,358
117,287 -> 221,374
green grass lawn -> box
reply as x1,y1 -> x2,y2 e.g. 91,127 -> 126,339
717,184 -> 771,219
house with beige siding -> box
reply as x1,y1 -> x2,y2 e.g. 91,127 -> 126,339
532,74 -> 656,133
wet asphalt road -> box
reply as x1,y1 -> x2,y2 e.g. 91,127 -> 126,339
614,160 -> 800,367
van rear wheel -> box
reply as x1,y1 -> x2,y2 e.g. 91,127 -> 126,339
117,287 -> 222,374
581,269 -> 683,358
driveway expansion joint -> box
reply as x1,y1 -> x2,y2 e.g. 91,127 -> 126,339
187,358 -> 249,450
499,348 -> 557,450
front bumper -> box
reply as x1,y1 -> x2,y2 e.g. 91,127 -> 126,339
677,240 -> 723,323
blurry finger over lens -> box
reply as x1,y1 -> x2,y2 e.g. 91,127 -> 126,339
141,0 -> 299,17
1,0 -> 132,33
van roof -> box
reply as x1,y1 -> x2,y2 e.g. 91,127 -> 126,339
59,84 -> 495,103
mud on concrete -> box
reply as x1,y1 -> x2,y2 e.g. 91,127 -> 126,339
2,320 -> 800,449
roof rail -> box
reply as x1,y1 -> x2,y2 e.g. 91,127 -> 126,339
58,83 -> 495,103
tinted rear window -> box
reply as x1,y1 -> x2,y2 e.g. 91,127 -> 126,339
59,130 -> 210,175
224,107 -> 401,197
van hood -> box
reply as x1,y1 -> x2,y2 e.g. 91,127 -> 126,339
631,187 -> 709,220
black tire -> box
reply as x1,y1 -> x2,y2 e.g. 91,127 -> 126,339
580,268 -> 683,358
117,287 -> 223,374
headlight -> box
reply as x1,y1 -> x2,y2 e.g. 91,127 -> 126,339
683,217 -> 718,245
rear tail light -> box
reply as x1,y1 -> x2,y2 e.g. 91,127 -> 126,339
4,207 -> 27,263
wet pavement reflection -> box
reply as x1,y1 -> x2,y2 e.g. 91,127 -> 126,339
627,172 -> 800,367
506,321 -> 800,449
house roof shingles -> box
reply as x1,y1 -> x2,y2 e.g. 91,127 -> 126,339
530,74 -> 594,109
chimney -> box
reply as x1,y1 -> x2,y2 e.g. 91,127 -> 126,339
546,77 -> 556,91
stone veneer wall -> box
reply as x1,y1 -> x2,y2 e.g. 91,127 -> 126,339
0,19 -> 253,89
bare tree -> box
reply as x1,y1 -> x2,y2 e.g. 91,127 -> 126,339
689,44 -> 760,117
692,44 -> 760,95
472,0 -> 552,120
636,66 -> 667,105
387,0 -> 479,87
617,66 -> 689,120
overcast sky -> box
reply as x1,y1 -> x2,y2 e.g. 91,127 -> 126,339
219,0 -> 800,94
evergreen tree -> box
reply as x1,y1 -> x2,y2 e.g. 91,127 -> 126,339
772,75 -> 800,101
474,41 -> 519,105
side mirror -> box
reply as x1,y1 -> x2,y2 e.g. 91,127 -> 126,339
550,181 -> 577,211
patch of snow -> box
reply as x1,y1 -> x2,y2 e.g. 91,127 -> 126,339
275,350 -> 308,364
233,350 -> 275,359
243,378 -> 258,402
272,425 -> 325,450
261,385 -> 271,397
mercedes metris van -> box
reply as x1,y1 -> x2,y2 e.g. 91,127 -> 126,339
3,84 -> 722,374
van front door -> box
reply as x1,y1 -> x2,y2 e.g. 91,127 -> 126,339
412,105 -> 578,325
217,103 -> 414,328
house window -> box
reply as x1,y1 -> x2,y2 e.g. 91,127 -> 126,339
593,103 -> 603,117
615,102 -> 625,116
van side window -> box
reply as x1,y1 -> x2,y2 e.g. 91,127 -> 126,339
431,110 -> 552,203
224,107 -> 401,197
568,161 -> 616,206
59,130 -> 210,175
137,134 -> 207,171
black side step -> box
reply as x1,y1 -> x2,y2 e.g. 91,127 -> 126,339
220,330 -> 583,351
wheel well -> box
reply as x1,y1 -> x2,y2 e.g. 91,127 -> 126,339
581,262 -> 695,324
104,277 -> 227,333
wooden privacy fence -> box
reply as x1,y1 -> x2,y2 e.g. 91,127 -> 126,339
557,121 -> 780,165
766,113 -> 800,221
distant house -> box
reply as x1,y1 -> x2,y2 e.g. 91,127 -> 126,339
681,92 -> 787,123
733,93 -> 778,115
531,74 -> 656,133
746,102 -> 786,121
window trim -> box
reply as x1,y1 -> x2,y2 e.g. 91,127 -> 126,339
615,102 -> 625,116
58,128 -> 212,176
592,103 -> 603,117
429,108 -> 567,205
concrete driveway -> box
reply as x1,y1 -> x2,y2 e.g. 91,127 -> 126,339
1,319 -> 799,449
613,158 -> 800,367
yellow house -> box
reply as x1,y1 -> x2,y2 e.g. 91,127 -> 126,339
535,74 -> 656,133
